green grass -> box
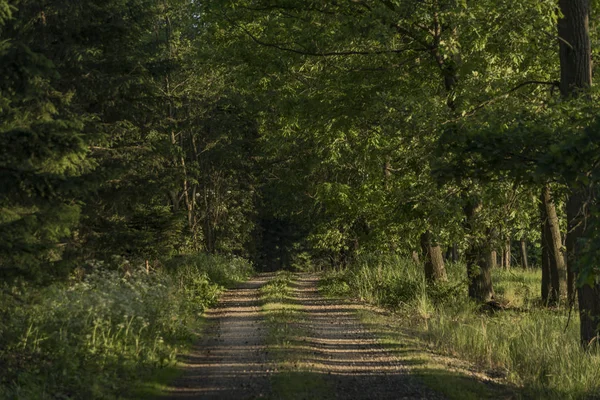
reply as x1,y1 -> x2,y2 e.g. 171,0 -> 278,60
260,271 -> 333,400
0,254 -> 252,400
319,255 -> 600,399
356,309 -> 515,400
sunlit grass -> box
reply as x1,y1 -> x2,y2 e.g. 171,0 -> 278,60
260,271 -> 332,399
0,254 -> 253,399
320,255 -> 600,399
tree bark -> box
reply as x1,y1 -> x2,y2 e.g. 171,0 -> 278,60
490,250 -> 498,269
541,222 -> 551,304
451,243 -> 459,262
541,185 -> 567,305
503,237 -> 511,270
445,244 -> 459,262
464,198 -> 494,302
558,0 -> 598,345
540,196 -> 551,304
519,236 -> 528,269
420,231 -> 447,282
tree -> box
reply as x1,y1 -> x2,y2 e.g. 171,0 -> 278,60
557,0 -> 598,346
0,1 -> 91,280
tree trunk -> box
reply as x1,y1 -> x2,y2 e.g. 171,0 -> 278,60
445,244 -> 459,262
411,250 -> 420,265
519,236 -> 528,269
464,198 -> 494,302
445,246 -> 452,262
540,196 -> 551,304
490,250 -> 498,269
541,222 -> 551,304
541,185 -> 567,305
503,237 -> 511,270
420,231 -> 447,282
451,243 -> 459,262
558,0 -> 597,345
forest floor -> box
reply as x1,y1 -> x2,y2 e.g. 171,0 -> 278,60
160,273 -> 514,400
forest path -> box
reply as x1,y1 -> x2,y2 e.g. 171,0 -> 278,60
275,274 -> 446,400
162,273 -> 274,399
162,272 -> 455,399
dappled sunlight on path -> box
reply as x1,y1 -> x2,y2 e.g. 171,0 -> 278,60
276,274 -> 446,399
162,274 -> 274,399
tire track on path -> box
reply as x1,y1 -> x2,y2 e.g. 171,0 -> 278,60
287,273 -> 446,400
163,273 -> 273,399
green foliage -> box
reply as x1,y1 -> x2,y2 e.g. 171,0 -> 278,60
320,254 -> 467,309
0,254 -> 252,399
0,2 -> 92,279
260,270 -> 293,303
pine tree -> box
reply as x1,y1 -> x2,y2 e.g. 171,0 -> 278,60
0,1 -> 90,279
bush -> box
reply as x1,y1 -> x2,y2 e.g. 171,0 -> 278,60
0,254 -> 252,399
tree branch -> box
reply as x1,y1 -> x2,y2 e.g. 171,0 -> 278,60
444,80 -> 560,123
233,18 -> 427,57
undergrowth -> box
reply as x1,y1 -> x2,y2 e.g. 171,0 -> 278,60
0,254 -> 252,399
320,254 -> 600,399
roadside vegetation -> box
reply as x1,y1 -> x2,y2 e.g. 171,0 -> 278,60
0,255 -> 252,399
320,254 -> 600,399
3,0 -> 600,398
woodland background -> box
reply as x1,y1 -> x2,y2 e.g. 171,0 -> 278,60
1,0 -> 600,398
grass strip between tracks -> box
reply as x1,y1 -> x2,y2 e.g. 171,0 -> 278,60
260,271 -> 333,400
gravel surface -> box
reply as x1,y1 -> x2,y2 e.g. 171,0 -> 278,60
288,274 -> 446,400
162,274 -> 273,399
163,273 -> 445,400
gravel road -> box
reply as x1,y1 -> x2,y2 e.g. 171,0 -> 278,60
163,273 -> 445,400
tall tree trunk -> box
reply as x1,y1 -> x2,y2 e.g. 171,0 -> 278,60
540,196 -> 551,304
541,185 -> 567,305
503,237 -> 511,270
420,231 -> 447,282
464,198 -> 494,302
519,236 -> 528,269
445,245 -> 459,262
541,222 -> 551,304
451,243 -> 459,262
558,0 -> 598,345
490,250 -> 498,268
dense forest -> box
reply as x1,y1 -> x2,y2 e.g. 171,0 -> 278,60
1,0 -> 600,398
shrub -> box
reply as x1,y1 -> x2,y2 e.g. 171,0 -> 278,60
0,254 -> 252,399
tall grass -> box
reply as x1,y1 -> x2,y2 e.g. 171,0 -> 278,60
320,255 -> 600,399
0,254 -> 252,399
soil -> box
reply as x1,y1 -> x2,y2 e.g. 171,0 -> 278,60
162,274 -> 273,399
287,274 -> 446,400
163,273 -> 449,399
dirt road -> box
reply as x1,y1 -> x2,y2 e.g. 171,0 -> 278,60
163,273 -> 444,399
163,274 -> 272,399
288,275 -> 444,400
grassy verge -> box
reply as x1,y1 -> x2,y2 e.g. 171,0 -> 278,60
0,254 -> 252,399
259,271 -> 332,400
319,254 -> 600,399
